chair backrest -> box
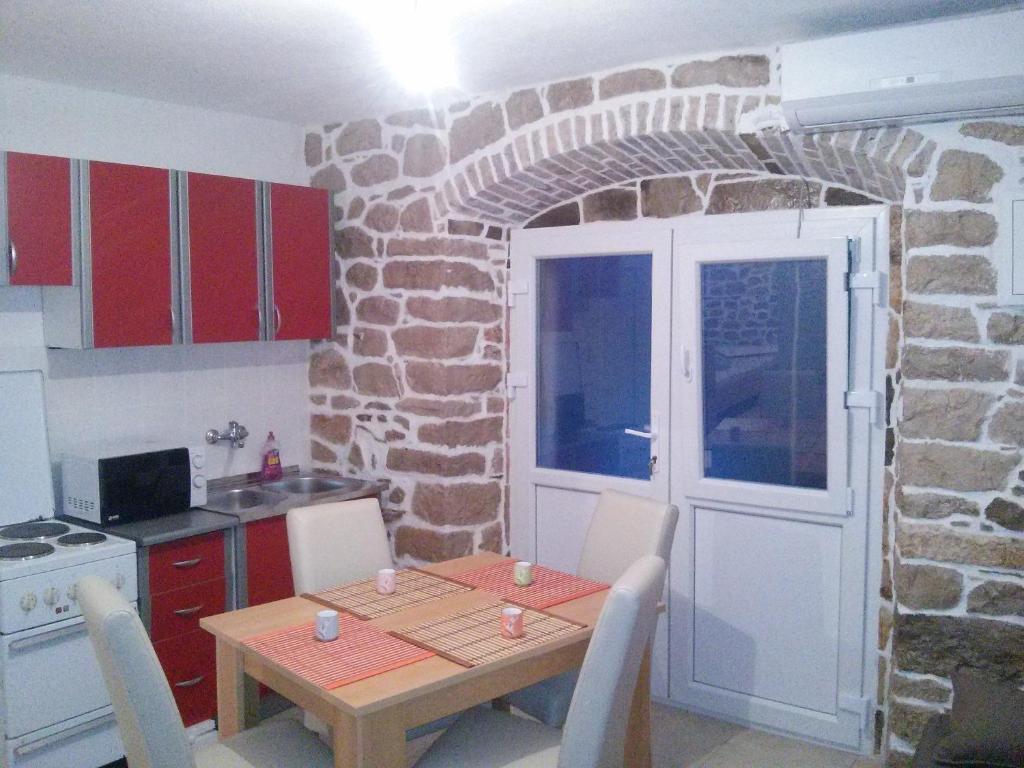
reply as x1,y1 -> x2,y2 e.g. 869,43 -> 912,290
559,555 -> 666,768
577,489 -> 678,583
78,575 -> 195,768
286,497 -> 393,594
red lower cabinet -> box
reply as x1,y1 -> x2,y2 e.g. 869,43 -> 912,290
245,516 -> 294,606
153,630 -> 217,727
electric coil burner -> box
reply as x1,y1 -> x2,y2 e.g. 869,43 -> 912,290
56,531 -> 107,547
0,542 -> 55,560
0,521 -> 71,541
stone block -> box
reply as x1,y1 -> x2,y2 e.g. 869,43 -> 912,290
897,524 -> 1024,569
987,312 -> 1024,344
411,482 -> 501,525
582,188 -> 637,222
352,363 -> 401,397
345,263 -> 378,291
894,613 -> 1024,682
309,347 -> 352,390
897,489 -> 979,519
967,581 -> 1024,617
506,89 -> 544,131
353,327 -> 388,357
397,398 -> 481,418
311,414 -> 352,445
363,203 -> 399,232
386,237 -> 488,259
930,149 -> 1004,203
902,345 -> 1008,382
900,388 -> 993,441
406,297 -> 502,323
311,164 -> 346,191
825,187 -> 879,206
905,210 -> 997,249
895,563 -> 963,610
382,260 -> 494,292
336,119 -> 382,155
525,202 -> 581,229
418,417 -> 503,448
395,526 -> 474,562
899,442 -> 1017,491
402,134 -> 447,177
449,102 -> 505,164
985,497 -> 1024,532
640,177 -> 702,218
392,326 -> 478,359
351,154 -> 399,187
311,440 -> 337,464
671,55 -> 770,88
479,521 -> 504,553
304,133 -> 322,166
905,254 -> 996,295
707,178 -> 821,214
598,68 -> 666,99
546,78 -> 594,113
989,401 -> 1024,447
903,301 -> 978,342
889,701 -> 941,746
961,121 -> 1024,146
397,198 -> 433,233
406,362 -> 503,395
890,675 -> 951,704
355,296 -> 400,326
335,226 -> 375,259
447,220 -> 485,236
386,448 -> 485,477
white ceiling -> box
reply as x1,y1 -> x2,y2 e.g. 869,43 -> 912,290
1,0 -> 1020,126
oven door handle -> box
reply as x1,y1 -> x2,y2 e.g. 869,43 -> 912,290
14,712 -> 116,756
9,622 -> 88,652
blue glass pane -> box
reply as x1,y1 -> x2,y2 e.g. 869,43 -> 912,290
537,254 -> 652,480
700,259 -> 827,490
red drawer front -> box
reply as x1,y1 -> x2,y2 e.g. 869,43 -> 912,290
6,152 -> 74,286
245,515 -> 295,607
154,630 -> 216,727
149,531 -> 225,594
149,577 -> 225,642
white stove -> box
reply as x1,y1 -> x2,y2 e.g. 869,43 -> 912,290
0,371 -> 135,768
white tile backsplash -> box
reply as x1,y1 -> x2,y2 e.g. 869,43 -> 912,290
0,288 -> 312,486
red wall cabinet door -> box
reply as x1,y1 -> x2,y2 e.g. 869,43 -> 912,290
87,161 -> 173,348
267,183 -> 332,341
4,152 -> 74,286
184,173 -> 261,343
245,515 -> 295,606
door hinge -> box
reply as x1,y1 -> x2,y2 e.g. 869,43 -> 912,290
844,270 -> 887,308
507,281 -> 529,307
845,487 -> 855,516
506,372 -> 528,399
844,389 -> 883,424
839,694 -> 873,733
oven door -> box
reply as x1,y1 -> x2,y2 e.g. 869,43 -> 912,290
2,614 -> 117,738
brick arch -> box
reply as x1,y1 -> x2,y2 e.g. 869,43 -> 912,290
436,94 -> 924,225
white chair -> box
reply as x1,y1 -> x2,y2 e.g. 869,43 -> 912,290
507,489 -> 679,727
415,555 -> 667,768
77,575 -> 332,768
286,497 -> 456,741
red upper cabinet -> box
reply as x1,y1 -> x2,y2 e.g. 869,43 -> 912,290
3,152 -> 74,286
182,173 -> 261,343
266,183 -> 332,341
87,161 -> 174,348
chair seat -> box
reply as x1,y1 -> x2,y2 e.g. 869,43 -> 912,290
415,706 -> 562,768
196,719 -> 334,768
507,669 -> 579,728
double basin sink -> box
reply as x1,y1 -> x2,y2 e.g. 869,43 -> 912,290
203,475 -> 380,521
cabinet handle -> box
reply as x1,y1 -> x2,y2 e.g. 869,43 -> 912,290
172,558 -> 202,569
174,675 -> 205,689
172,604 -> 204,617
8,240 -> 16,278
273,304 -> 282,336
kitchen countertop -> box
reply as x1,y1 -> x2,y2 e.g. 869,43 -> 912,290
67,508 -> 238,548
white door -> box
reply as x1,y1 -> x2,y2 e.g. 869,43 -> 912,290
669,224 -> 879,750
508,225 -> 672,692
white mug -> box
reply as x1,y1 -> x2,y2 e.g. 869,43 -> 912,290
376,568 -> 397,595
514,561 -> 534,587
315,609 -> 339,642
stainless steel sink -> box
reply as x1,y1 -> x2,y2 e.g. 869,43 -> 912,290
261,476 -> 365,495
204,488 -> 284,512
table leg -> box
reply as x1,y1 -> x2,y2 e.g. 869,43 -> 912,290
332,711 -> 405,768
624,645 -> 653,768
215,639 -> 246,739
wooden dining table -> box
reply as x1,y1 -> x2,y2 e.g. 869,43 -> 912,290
200,552 -> 652,768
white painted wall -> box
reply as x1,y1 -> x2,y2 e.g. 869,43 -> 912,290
0,75 -> 313,489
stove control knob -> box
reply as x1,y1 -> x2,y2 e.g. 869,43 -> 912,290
20,593 -> 37,612
193,475 -> 206,490
192,453 -> 205,469
42,587 -> 60,607
67,584 -> 78,602
114,573 -> 126,590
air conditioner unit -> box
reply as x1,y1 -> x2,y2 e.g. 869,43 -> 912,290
781,10 -> 1024,133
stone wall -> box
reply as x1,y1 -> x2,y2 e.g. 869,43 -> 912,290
303,48 -> 1024,762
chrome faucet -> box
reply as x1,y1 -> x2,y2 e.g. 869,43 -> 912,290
205,421 -> 249,448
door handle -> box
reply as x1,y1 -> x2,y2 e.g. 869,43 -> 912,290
624,428 -> 658,440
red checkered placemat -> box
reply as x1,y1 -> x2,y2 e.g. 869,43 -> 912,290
243,614 -> 435,690
446,561 -> 608,610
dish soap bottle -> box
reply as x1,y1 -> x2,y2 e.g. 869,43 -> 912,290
260,431 -> 283,482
